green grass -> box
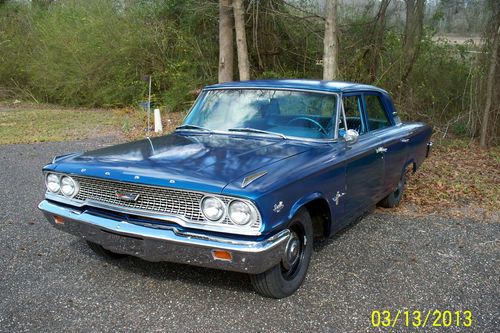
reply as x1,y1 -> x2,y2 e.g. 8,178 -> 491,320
0,106 -> 139,144
0,103 -> 185,144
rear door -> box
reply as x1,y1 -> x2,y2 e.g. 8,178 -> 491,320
363,93 -> 408,195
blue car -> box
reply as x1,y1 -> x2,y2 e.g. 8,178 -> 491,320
39,79 -> 432,298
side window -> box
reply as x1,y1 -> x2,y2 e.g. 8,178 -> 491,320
364,95 -> 391,130
341,95 -> 365,135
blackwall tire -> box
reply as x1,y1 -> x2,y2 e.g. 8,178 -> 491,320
379,174 -> 406,208
250,208 -> 313,298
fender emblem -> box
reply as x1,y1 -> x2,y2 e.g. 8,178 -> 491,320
273,201 -> 284,213
115,192 -> 140,202
333,191 -> 346,206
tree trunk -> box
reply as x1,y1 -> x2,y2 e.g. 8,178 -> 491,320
233,0 -> 250,81
323,0 -> 339,80
480,24 -> 500,147
218,0 -> 234,83
401,0 -> 425,86
369,0 -> 391,82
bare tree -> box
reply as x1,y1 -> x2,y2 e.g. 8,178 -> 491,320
480,23 -> 500,147
218,0 -> 234,83
233,0 -> 250,81
323,0 -> 339,80
401,0 -> 425,86
369,0 -> 391,82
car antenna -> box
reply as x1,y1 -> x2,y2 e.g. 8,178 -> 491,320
142,74 -> 152,137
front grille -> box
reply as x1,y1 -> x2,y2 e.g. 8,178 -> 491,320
71,176 -> 260,228
74,176 -> 206,222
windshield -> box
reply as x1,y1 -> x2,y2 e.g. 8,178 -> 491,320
182,89 -> 338,139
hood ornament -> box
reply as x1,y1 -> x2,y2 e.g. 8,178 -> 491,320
241,171 -> 268,188
115,191 -> 140,202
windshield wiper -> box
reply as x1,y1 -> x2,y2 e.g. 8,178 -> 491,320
228,127 -> 287,139
175,124 -> 213,132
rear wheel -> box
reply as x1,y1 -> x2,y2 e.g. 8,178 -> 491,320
250,208 -> 313,298
379,173 -> 406,208
86,240 -> 127,259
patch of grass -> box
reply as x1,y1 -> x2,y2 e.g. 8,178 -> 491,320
0,105 -> 128,144
0,103 -> 185,144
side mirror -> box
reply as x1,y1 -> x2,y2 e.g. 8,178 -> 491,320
344,129 -> 359,144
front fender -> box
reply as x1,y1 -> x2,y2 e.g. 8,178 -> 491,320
288,192 -> 327,220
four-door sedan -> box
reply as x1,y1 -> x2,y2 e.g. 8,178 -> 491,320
39,79 -> 432,298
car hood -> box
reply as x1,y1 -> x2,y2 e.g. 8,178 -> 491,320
49,133 -> 313,193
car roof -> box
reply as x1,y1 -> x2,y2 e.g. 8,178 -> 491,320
204,79 -> 388,94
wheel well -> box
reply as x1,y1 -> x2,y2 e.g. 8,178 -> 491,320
409,161 -> 417,174
304,198 -> 331,239
404,160 -> 417,175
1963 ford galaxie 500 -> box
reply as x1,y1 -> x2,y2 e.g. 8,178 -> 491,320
39,79 -> 432,298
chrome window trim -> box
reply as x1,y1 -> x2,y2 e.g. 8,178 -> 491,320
203,86 -> 341,96
334,93 -> 341,139
43,172 -> 263,236
178,129 -> 341,144
180,87 -> 341,143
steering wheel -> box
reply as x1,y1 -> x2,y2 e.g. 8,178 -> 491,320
287,116 -> 328,136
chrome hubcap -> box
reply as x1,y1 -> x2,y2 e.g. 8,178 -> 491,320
283,232 -> 301,270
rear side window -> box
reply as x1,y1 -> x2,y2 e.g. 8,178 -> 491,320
364,95 -> 391,131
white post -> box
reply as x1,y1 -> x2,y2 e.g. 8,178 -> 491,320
154,108 -> 163,133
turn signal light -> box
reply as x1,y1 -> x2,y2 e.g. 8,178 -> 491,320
54,215 -> 65,225
212,250 -> 232,261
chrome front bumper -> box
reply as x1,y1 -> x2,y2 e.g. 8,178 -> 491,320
38,200 -> 290,274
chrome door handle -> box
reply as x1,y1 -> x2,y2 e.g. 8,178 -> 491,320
376,147 -> 388,153
400,138 -> 410,143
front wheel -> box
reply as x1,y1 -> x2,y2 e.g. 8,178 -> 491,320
250,208 -> 313,298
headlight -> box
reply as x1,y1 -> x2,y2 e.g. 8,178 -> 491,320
60,176 -> 79,197
46,174 -> 60,193
201,197 -> 225,221
228,200 -> 255,225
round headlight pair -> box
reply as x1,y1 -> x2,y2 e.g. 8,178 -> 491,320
201,197 -> 255,226
228,200 -> 254,226
46,174 -> 61,193
46,173 -> 79,198
200,197 -> 225,221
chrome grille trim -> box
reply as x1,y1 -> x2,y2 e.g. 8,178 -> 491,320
44,173 -> 262,235
74,176 -> 207,222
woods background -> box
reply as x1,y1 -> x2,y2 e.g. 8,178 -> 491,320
0,0 -> 498,145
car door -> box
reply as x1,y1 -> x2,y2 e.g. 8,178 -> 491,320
363,93 -> 408,195
341,94 -> 385,221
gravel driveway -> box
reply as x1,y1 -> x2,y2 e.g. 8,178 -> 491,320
0,139 -> 498,332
